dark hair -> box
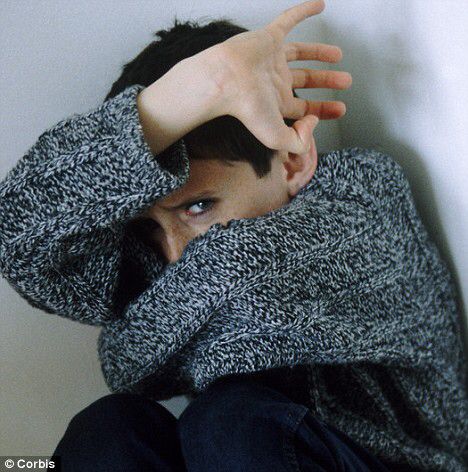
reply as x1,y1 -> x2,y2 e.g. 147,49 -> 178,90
104,16 -> 298,178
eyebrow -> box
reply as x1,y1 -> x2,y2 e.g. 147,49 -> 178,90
158,190 -> 218,210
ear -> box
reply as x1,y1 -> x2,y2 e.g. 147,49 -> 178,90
282,135 -> 318,198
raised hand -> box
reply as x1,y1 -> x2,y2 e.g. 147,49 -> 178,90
213,0 -> 352,156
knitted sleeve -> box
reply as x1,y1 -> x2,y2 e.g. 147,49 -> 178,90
0,84 -> 190,326
157,148 -> 462,382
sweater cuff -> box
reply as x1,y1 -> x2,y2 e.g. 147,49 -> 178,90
100,83 -> 190,206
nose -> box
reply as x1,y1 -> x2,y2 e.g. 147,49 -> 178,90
158,230 -> 192,265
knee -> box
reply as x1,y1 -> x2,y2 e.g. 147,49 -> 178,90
69,393 -> 170,428
56,393 -> 175,452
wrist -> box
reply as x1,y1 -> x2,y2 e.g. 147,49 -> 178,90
137,53 -> 225,156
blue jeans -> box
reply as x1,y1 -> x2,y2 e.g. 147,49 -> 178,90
50,374 -> 393,471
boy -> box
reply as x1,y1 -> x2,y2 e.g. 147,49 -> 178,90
0,1 -> 466,470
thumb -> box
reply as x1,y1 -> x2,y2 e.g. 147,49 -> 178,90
274,121 -> 309,154
249,108 -> 319,154
290,114 -> 319,154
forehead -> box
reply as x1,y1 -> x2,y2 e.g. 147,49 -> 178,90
157,158 -> 253,205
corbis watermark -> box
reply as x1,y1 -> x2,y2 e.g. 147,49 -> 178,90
0,457 -> 60,471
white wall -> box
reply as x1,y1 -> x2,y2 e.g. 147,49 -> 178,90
322,0 -> 468,341
1,0 -> 466,456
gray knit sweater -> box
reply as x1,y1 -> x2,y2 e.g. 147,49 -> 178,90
1,84 -> 467,471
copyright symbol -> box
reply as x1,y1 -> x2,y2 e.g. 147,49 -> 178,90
4,458 -> 15,468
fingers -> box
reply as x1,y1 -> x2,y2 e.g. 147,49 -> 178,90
266,0 -> 326,40
290,68 -> 352,89
285,97 -> 347,120
284,42 -> 342,63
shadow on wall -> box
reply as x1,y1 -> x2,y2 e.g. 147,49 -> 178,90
321,20 -> 468,384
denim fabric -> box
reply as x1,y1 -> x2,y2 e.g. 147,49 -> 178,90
50,375 -> 393,471
49,392 -> 186,471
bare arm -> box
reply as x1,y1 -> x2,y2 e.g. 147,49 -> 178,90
136,49 -> 225,155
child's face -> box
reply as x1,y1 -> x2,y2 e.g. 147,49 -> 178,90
141,148 -> 317,264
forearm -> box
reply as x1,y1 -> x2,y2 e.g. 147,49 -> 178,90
0,84 -> 190,326
136,51 -> 226,156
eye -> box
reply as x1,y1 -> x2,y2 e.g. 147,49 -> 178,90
184,199 -> 215,218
